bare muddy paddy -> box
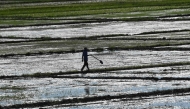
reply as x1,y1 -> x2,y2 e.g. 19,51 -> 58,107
1,50 -> 190,76
1,21 -> 190,38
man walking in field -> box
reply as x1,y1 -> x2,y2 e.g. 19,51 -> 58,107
81,47 -> 90,72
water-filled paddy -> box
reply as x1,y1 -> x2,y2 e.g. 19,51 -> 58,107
1,50 -> 190,76
1,76 -> 190,107
53,93 -> 190,109
1,21 -> 190,38
1,1 -> 190,107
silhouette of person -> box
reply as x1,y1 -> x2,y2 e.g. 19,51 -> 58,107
81,47 -> 90,72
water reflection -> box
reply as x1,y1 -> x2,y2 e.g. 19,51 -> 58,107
1,21 -> 190,38
85,86 -> 90,95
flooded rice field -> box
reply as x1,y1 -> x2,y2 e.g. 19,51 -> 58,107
1,21 -> 190,38
1,18 -> 190,108
1,48 -> 190,108
1,0 -> 190,108
54,93 -> 190,109
1,50 -> 190,76
1,73 -> 190,107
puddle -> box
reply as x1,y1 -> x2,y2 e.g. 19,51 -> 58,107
156,44 -> 190,49
1,21 -> 190,38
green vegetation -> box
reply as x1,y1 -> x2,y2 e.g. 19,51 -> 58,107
0,0 -> 83,4
0,0 -> 190,26
0,86 -> 26,90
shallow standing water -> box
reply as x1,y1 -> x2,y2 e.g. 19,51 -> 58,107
1,76 -> 190,106
0,21 -> 190,38
1,50 -> 190,76
1,18 -> 190,108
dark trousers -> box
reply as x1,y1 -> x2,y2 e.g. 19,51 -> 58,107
81,61 -> 90,71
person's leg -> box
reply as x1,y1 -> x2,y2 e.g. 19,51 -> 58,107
81,62 -> 85,71
86,61 -> 90,71
81,61 -> 90,71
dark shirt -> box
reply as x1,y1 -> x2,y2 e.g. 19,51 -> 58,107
82,50 -> 88,61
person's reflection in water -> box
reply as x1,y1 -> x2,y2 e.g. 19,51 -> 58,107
85,86 -> 90,96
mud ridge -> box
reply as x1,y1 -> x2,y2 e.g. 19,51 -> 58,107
2,36 -> 190,43
51,76 -> 190,81
158,14 -> 190,19
138,29 -> 190,35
